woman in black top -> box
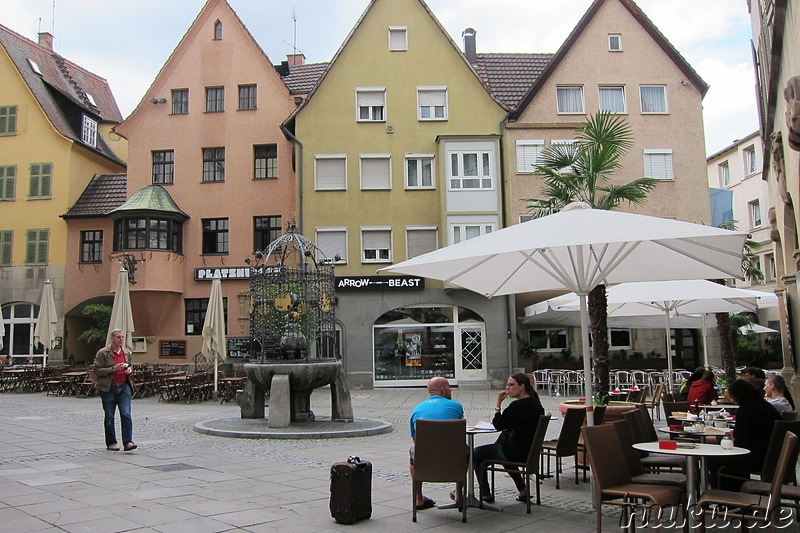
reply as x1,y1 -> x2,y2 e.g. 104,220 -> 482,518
472,372 -> 545,503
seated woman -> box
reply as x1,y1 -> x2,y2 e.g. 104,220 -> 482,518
678,367 -> 705,401
471,373 -> 544,504
709,379 -> 780,490
686,370 -> 718,412
764,374 -> 795,413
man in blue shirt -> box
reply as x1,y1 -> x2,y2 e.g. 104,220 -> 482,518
410,377 -> 464,509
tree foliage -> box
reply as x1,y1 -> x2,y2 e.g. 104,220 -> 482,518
78,303 -> 112,346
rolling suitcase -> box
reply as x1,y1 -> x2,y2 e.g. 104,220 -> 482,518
330,456 -> 372,524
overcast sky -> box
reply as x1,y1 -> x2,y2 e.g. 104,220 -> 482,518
4,0 -> 758,156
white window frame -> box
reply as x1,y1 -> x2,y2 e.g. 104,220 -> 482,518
361,226 -> 392,263
450,222 -> 495,245
643,149 -> 674,180
404,154 -> 435,189
388,26 -> 408,51
515,140 -> 544,173
598,85 -> 626,113
719,161 -> 730,187
82,115 -> 97,147
356,87 -> 386,122
360,154 -> 391,190
744,146 -> 757,175
749,199 -> 762,228
417,86 -> 447,121
640,84 -> 668,114
610,328 -> 632,349
406,226 -> 438,259
314,154 -> 347,190
448,150 -> 494,190
316,227 -> 347,264
556,85 -> 585,114
608,34 -> 622,51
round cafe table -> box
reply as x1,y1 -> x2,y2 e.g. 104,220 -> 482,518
633,441 -> 748,527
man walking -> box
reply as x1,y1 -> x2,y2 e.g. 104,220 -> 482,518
94,329 -> 136,451
409,376 -> 463,509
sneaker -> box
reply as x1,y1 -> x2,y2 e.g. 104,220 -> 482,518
123,442 -> 137,451
107,444 -> 120,451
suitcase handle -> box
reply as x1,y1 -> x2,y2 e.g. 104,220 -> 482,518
348,456 -> 368,468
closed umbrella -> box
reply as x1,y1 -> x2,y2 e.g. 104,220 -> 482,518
33,279 -> 58,367
107,268 -> 135,353
527,280 -> 768,385
201,273 -> 226,396
380,202 -> 746,424
0,292 -> 4,352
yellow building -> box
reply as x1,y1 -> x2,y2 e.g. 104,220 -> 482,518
0,25 -> 126,363
286,0 -> 510,388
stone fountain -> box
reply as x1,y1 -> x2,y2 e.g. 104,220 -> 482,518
236,223 -> 353,427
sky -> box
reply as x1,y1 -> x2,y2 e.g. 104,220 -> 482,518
3,0 -> 758,156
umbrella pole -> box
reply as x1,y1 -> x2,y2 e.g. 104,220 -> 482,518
665,311 -> 674,390
701,314 -> 710,369
578,293 -> 594,426
214,351 -> 219,396
43,348 -> 47,368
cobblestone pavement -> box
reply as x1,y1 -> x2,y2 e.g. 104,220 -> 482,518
0,386 -> 741,532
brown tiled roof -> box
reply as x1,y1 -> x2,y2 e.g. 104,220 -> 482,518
281,62 -> 329,95
62,173 -> 127,218
0,24 -> 125,165
475,53 -> 554,109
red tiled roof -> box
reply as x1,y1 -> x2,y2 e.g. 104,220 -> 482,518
0,24 -> 125,165
62,174 -> 127,218
281,62 -> 329,95
475,53 -> 554,109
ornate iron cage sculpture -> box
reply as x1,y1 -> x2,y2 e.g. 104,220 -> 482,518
247,223 -> 337,362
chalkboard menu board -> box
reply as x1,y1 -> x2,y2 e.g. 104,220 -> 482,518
226,337 -> 250,359
160,340 -> 186,358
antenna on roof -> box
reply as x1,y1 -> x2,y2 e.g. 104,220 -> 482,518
52,0 -> 56,35
292,6 -> 298,55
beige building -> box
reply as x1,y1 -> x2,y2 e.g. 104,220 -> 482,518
503,0 -> 713,371
749,0 -> 800,392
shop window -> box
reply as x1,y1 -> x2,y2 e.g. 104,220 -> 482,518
185,298 -> 227,335
1,302 -> 44,358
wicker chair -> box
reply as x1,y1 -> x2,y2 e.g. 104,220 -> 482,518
542,407 -> 585,488
662,400 -> 690,426
696,431 -> 799,532
480,414 -> 550,513
718,420 -> 800,489
611,419 -> 686,487
622,408 -> 685,473
647,382 -> 665,421
583,423 -> 685,532
412,419 -> 468,523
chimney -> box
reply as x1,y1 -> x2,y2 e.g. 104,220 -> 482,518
287,53 -> 306,67
38,32 -> 53,51
462,28 -> 477,66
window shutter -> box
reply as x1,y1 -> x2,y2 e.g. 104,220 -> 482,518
407,229 -> 436,259
37,230 -> 48,264
357,91 -> 385,106
419,90 -> 445,106
316,158 -> 346,189
26,230 -> 36,264
516,142 -> 543,173
317,231 -> 346,261
644,151 -> 673,179
361,157 -> 390,189
0,231 -> 11,265
389,28 -> 407,50
363,230 -> 390,249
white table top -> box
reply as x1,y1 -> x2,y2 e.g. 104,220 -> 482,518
633,441 -> 748,457
657,426 -> 728,437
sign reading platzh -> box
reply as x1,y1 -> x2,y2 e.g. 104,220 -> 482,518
194,267 -> 250,281
336,275 -> 424,291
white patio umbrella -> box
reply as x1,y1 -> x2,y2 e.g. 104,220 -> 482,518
527,280 -> 768,386
739,323 -> 779,334
380,202 -> 747,424
201,273 -> 227,396
33,279 -> 58,367
107,268 -> 135,353
0,291 -> 5,352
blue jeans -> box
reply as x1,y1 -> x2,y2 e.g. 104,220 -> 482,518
100,383 -> 133,445
473,442 -> 524,493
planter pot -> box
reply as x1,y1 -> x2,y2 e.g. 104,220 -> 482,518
558,400 -> 638,423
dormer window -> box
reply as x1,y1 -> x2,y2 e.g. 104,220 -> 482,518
85,93 -> 97,107
213,20 -> 222,40
27,58 -> 42,75
82,115 -> 97,147
608,34 -> 622,51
